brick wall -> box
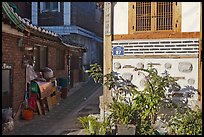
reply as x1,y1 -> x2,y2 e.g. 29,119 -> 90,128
47,44 -> 68,78
2,32 -> 26,113
27,36 -> 69,78
2,32 -> 69,116
112,39 -> 199,55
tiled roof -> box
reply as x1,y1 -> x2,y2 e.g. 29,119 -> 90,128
2,2 -> 85,51
2,2 -> 58,38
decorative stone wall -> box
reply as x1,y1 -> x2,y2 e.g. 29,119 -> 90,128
121,73 -> 133,81
110,38 -> 200,111
178,62 -> 193,73
113,58 -> 199,109
113,58 -> 198,90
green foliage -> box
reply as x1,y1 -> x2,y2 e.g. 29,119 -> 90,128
85,63 -> 103,83
78,115 -> 113,135
84,64 -> 202,135
102,67 -> 178,134
166,106 -> 202,135
22,100 -> 31,110
108,97 -> 136,125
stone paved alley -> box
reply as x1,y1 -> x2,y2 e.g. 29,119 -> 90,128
5,78 -> 102,135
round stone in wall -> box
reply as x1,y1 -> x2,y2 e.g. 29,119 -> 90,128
178,62 -> 193,73
188,78 -> 195,85
165,63 -> 172,69
121,73 -> 133,81
136,63 -> 144,69
114,62 -> 121,69
139,79 -> 146,87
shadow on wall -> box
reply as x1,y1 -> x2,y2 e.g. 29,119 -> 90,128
171,85 -> 199,109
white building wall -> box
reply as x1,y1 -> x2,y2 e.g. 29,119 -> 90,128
64,2 -> 71,26
113,58 -> 198,91
113,2 -> 201,34
112,38 -> 199,108
31,2 -> 38,25
113,2 -> 128,35
181,2 -> 200,32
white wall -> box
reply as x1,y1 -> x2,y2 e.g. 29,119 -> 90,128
113,58 -> 198,91
64,2 -> 71,26
31,2 -> 38,25
181,2 -> 200,32
113,2 -> 128,34
113,57 -> 199,108
113,2 -> 201,34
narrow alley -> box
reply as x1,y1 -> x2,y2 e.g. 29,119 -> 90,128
5,78 -> 102,135
2,2 -> 202,135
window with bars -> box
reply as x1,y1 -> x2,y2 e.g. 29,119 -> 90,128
156,2 -> 173,30
135,2 -> 151,31
129,2 -> 181,33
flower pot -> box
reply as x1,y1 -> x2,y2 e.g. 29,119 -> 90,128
22,109 -> 33,120
116,124 -> 136,135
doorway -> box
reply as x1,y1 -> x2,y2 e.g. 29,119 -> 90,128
2,69 -> 12,109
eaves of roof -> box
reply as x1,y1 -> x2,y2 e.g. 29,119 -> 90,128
2,2 -> 59,40
2,2 -> 26,31
2,2 -> 84,52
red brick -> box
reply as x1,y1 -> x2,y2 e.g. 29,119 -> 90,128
2,30 -> 73,114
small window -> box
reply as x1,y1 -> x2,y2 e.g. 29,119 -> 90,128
135,2 -> 152,31
56,49 -> 65,70
156,2 -> 173,30
129,2 -> 181,33
40,2 -> 60,13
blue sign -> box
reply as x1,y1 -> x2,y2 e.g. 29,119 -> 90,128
112,46 -> 124,56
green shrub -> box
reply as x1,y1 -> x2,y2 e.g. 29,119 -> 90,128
166,106 -> 202,135
83,64 -> 202,135
78,115 -> 113,135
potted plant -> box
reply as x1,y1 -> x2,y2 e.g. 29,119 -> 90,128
86,64 -> 179,135
78,114 -> 114,135
21,101 -> 34,120
106,80 -> 138,135
108,99 -> 137,135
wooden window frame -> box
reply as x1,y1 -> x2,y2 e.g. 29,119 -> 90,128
128,2 -> 181,34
